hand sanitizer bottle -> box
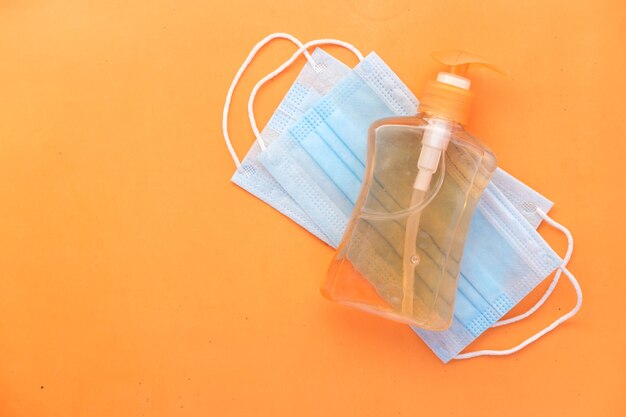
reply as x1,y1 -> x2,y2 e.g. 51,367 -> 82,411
323,51 -> 507,330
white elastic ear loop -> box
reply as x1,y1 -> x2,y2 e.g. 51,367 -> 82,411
453,209 -> 582,360
492,207 -> 573,327
222,33 -> 316,170
248,39 -> 364,150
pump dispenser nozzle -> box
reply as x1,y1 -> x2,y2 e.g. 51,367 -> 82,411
420,50 -> 508,125
431,50 -> 509,77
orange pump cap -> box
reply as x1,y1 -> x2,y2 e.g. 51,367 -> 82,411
420,50 -> 508,125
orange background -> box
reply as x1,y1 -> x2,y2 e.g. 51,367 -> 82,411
0,1 -> 624,416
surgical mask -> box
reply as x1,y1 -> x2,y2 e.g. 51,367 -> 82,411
223,33 -> 581,361
223,33 -> 363,245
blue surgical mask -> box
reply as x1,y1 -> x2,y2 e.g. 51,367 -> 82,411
223,33 -> 363,246
223,34 -> 582,361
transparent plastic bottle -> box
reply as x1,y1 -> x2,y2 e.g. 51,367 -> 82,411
323,51 -> 505,329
